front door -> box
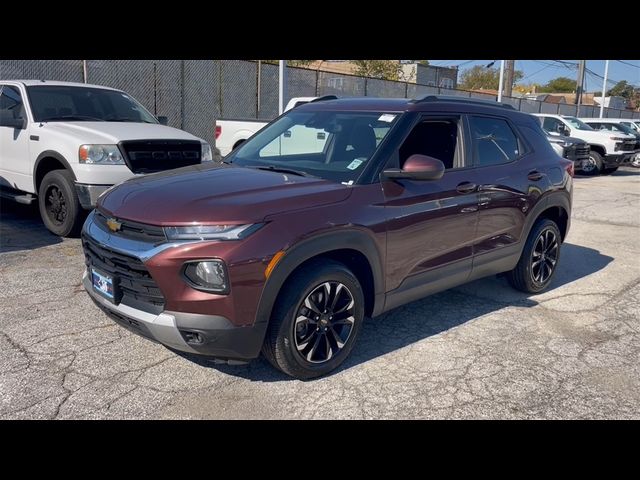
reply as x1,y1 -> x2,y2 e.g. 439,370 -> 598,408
0,85 -> 31,192
382,114 -> 479,308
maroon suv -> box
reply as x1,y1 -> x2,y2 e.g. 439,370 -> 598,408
81,96 -> 573,379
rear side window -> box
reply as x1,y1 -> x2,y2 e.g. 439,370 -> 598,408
469,116 -> 521,167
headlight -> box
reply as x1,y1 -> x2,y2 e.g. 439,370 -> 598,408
610,136 -> 628,142
183,260 -> 228,293
562,141 -> 573,147
164,223 -> 263,240
79,144 -> 125,164
201,143 -> 213,162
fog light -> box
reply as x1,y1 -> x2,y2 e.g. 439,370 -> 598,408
183,260 -> 229,293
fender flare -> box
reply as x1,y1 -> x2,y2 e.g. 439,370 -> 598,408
521,190 -> 571,244
586,143 -> 607,155
253,228 -> 385,330
33,150 -> 76,191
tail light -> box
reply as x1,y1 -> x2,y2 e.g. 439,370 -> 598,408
561,158 -> 574,177
215,125 -> 221,140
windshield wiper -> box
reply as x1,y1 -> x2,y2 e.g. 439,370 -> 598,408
41,114 -> 105,122
249,165 -> 315,178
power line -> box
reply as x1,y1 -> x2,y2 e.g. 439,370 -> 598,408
616,60 -> 640,69
519,62 -> 556,82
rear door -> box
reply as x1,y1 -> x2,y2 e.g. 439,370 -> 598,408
466,114 -> 547,273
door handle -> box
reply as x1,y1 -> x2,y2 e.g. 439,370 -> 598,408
456,182 -> 477,194
528,170 -> 545,181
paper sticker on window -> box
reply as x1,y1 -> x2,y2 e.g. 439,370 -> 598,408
378,114 -> 396,123
347,159 -> 364,170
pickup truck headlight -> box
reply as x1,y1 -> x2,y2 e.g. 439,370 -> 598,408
164,223 -> 263,240
183,260 -> 229,293
201,143 -> 213,162
79,144 -> 125,165
610,136 -> 628,142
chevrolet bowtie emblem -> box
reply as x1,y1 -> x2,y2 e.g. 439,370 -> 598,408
106,218 -> 122,232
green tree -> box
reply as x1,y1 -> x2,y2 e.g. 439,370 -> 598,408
352,60 -> 403,81
607,80 -> 635,99
459,65 -> 523,90
537,77 -> 576,93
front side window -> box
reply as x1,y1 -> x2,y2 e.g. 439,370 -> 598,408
563,116 -> 594,131
399,117 -> 461,170
542,116 -> 564,134
469,116 -> 521,167
27,85 -> 157,124
0,86 -> 25,122
229,110 -> 399,184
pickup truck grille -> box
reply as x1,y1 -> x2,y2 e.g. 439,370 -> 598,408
616,141 -> 636,152
82,233 -> 165,312
94,209 -> 166,243
120,140 -> 201,174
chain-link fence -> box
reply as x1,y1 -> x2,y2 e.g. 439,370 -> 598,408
2,59 -> 639,146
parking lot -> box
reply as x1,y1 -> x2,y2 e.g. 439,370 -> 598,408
0,168 -> 638,419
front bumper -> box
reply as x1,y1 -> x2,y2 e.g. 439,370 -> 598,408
75,183 -> 112,209
603,153 -> 634,168
83,272 -> 266,361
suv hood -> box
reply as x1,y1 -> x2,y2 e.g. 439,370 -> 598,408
98,164 -> 352,225
38,121 -> 204,143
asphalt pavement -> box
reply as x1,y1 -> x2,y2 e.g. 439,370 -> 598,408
1,168 -> 638,419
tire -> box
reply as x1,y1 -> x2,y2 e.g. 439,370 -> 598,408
38,169 -> 84,237
602,167 -> 619,175
580,150 -> 603,176
262,259 -> 365,380
631,154 -> 640,168
507,218 -> 562,294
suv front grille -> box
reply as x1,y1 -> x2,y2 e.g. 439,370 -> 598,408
573,144 -> 590,160
94,209 -> 166,243
82,233 -> 165,311
120,139 -> 201,174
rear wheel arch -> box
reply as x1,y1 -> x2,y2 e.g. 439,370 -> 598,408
524,193 -> 571,243
34,151 -> 76,192
255,229 -> 384,330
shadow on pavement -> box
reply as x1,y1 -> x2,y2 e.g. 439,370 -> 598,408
177,243 -> 614,382
0,199 -> 63,253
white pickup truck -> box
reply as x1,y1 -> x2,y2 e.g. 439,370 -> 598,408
0,80 -> 212,236
215,96 -> 332,157
533,113 -> 636,175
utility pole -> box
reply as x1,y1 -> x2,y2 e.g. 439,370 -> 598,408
278,60 -> 288,115
575,60 -> 586,106
599,60 -> 609,118
497,60 -> 505,102
503,60 -> 515,98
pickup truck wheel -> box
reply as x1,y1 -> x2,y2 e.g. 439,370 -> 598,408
38,170 -> 83,237
581,151 -> 603,176
631,154 -> 640,168
262,259 -> 364,380
507,218 -> 561,294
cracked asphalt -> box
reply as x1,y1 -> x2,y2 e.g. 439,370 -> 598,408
1,168 -> 639,419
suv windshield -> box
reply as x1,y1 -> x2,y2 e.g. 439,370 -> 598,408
563,116 -> 594,131
227,110 -> 399,184
27,85 -> 158,124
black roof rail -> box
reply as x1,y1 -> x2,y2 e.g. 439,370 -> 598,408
309,95 -> 338,103
410,94 -> 516,110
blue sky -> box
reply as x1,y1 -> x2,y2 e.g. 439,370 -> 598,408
429,60 -> 640,91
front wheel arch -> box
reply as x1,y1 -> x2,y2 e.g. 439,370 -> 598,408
254,229 -> 385,332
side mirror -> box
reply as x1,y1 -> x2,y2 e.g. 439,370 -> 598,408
0,114 -> 26,129
383,154 -> 445,181
157,115 -> 168,126
558,125 -> 569,136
